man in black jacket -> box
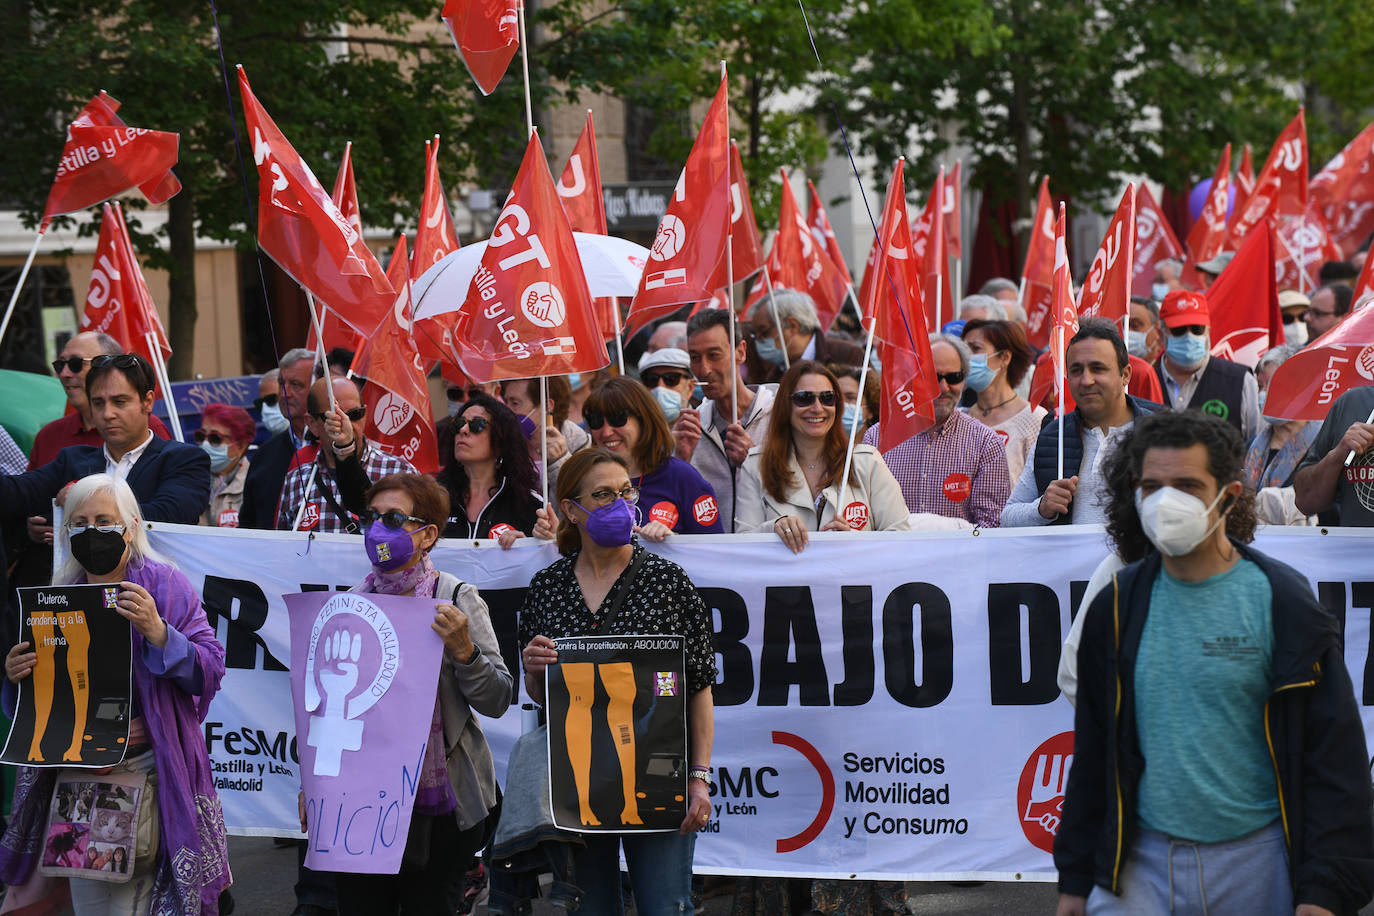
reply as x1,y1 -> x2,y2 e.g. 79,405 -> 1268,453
1055,411 -> 1374,916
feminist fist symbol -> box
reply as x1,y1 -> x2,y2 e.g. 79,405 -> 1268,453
307,628 -> 366,777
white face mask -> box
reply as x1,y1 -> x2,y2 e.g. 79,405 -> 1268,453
1283,320 -> 1308,348
1134,485 -> 1231,557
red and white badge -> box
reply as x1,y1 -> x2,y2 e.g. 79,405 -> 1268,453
297,503 -> 320,531
692,494 -> 719,526
842,501 -> 869,530
942,472 -> 972,503
649,501 -> 680,528
489,523 -> 516,539
995,429 -> 1010,445
217,508 -> 240,528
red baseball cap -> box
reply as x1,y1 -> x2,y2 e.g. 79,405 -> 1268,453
1158,290 -> 1211,328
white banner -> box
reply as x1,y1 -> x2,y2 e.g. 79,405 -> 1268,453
147,523 -> 1374,881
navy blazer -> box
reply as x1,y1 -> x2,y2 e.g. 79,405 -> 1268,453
0,435 -> 211,525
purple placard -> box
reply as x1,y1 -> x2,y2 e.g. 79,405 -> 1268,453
286,591 -> 445,874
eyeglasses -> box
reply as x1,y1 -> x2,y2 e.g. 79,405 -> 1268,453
311,406 -> 367,423
585,409 -> 631,430
935,371 -> 966,386
746,327 -> 775,342
452,416 -> 489,434
253,394 -> 279,409
52,356 -> 94,374
446,386 -> 487,402
577,485 -> 640,507
1303,309 -> 1335,320
1168,325 -> 1207,337
193,430 -> 232,446
91,354 -> 141,370
790,389 -> 837,407
642,370 -> 688,388
360,509 -> 429,529
63,522 -> 125,536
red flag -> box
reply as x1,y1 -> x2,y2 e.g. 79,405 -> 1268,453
625,73 -> 730,338
1273,204 -> 1344,294
80,204 -> 171,392
1262,303 -> 1374,420
1206,224 -> 1281,368
1226,109 -> 1308,250
807,179 -> 855,288
1021,177 -> 1056,348
1356,247 -> 1374,302
307,144 -> 366,355
441,0 -> 519,96
911,168 -> 951,329
707,140 -> 766,287
943,161 -> 963,260
448,131 -> 610,382
42,92 -> 180,229
862,159 -> 939,453
413,137 -> 461,276
238,67 -> 393,337
767,173 -> 851,330
1078,185 -> 1136,327
1048,204 -> 1079,418
555,112 -> 621,343
1131,183 -> 1186,298
350,236 -> 439,474
1311,121 -> 1374,260
1183,144 -> 1231,287
1230,143 -> 1255,227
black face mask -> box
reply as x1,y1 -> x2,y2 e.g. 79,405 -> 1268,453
69,528 -> 128,576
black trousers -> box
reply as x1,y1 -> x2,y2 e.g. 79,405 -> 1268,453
334,814 -> 486,916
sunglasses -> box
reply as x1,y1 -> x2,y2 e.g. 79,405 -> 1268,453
452,416 -> 489,434
1168,324 -> 1207,337
360,509 -> 429,529
193,430 -> 232,446
446,386 -> 487,402
52,356 -> 94,374
585,410 -> 631,430
935,371 -> 966,386
311,406 -> 367,423
790,389 -> 837,407
253,394 -> 279,409
642,370 -> 687,388
91,354 -> 141,370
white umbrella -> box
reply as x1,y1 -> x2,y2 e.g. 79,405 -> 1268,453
410,232 -> 649,321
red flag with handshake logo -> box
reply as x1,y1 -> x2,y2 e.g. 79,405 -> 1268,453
1263,304 -> 1374,421
624,72 -> 730,339
238,66 -> 394,338
448,131 -> 609,382
42,92 -> 180,229
1130,183 -> 1184,298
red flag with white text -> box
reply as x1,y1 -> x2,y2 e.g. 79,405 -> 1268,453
413,137 -> 461,276
80,204 -> 171,393
1230,143 -> 1255,229
1206,223 -> 1281,368
768,173 -> 850,330
1078,185 -> 1136,328
1226,110 -> 1308,251
1049,204 -> 1079,418
350,235 -> 439,474
449,131 -> 610,381
1355,245 -> 1374,302
1273,204 -> 1344,294
625,73 -> 730,338
1131,183 -> 1185,298
556,111 -> 620,342
943,162 -> 963,260
807,179 -> 854,289
42,92 -> 181,229
441,0 -> 519,96
308,144 -> 366,354
1262,303 -> 1374,420
1021,177 -> 1056,348
1183,144 -> 1231,287
707,140 -> 766,288
910,168 -> 951,329
238,67 -> 394,337
1310,121 -> 1374,260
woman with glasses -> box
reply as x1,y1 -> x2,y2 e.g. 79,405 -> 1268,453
314,472 -> 509,914
520,448 -> 715,915
195,403 -> 256,528
960,319 -> 1042,481
436,394 -> 542,546
575,377 -> 723,539
0,473 -> 230,912
735,361 -> 908,551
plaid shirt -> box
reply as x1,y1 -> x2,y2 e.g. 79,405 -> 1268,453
276,441 -> 416,532
863,409 -> 1010,527
0,425 -> 27,475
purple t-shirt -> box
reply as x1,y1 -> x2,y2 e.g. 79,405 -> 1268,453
635,456 -> 724,533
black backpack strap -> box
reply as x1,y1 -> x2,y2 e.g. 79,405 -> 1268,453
315,473 -> 360,534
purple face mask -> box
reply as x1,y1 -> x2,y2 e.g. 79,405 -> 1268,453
576,498 -> 635,548
365,520 -> 416,571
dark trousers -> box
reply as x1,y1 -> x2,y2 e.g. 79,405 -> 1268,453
335,814 -> 487,916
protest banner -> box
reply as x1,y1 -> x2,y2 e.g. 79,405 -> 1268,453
3,585 -> 132,768
546,634 -> 687,832
147,523 -> 1374,881
286,590 -> 446,874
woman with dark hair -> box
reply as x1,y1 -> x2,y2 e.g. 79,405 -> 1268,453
196,402 -> 257,528
579,377 -> 722,539
735,361 -> 908,552
830,363 -> 880,435
437,394 -> 542,546
960,319 -> 1043,481
520,448 -> 715,915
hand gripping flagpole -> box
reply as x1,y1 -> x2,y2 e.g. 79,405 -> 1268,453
0,229 -> 47,350
1346,406 -> 1374,467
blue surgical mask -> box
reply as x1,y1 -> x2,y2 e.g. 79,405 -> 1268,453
841,403 -> 861,434
964,354 -> 997,392
1165,331 -> 1209,369
200,440 -> 234,473
1127,335 -> 1150,360
260,402 -> 290,435
1151,282 -> 1169,301
754,334 -> 787,368
567,372 -> 583,392
652,385 -> 682,423
692,383 -> 704,403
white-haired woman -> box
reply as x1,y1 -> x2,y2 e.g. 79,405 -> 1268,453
0,473 -> 230,915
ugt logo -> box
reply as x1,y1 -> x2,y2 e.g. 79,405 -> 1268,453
1017,731 -> 1074,854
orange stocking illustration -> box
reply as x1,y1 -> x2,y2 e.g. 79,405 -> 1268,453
599,662 -> 641,824
59,612 -> 91,761
27,619 -> 57,761
562,662 -> 599,826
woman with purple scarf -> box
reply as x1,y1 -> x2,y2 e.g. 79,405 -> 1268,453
311,472 -> 511,914
0,473 -> 229,914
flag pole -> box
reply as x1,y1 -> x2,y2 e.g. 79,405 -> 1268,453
306,292 -> 337,413
517,0 -> 534,139
763,271 -> 789,369
721,62 -> 738,425
847,283 -> 864,326
611,300 -> 626,374
837,313 -> 877,515
1346,406 -> 1374,467
144,332 -> 184,442
1056,328 -> 1066,481
515,2 -> 549,495
0,229 -> 46,350
539,375 -> 550,506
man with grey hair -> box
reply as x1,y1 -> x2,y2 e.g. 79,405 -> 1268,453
979,277 -> 1020,304
957,294 -> 1008,322
1152,258 -> 1185,297
862,333 -> 1010,527
746,287 -> 865,381
647,320 -> 688,353
240,347 -> 317,528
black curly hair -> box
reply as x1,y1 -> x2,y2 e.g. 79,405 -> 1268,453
436,393 -> 539,508
1103,410 -> 1257,562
